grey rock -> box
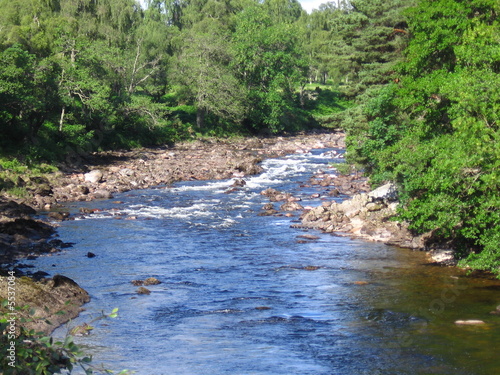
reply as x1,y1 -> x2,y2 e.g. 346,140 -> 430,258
93,189 -> 113,199
368,183 -> 398,202
84,170 -> 103,183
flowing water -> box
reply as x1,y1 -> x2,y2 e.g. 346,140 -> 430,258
27,149 -> 500,375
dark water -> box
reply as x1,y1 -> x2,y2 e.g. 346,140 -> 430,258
28,149 -> 500,375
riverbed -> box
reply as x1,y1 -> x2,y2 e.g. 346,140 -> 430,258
28,148 -> 500,375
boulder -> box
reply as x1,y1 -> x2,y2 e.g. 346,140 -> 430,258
0,200 -> 36,218
280,201 -> 304,211
368,182 -> 398,202
299,182 -> 432,250
84,170 -> 103,183
93,189 -> 113,199
0,275 -> 89,335
232,179 -> 246,187
262,203 -> 275,210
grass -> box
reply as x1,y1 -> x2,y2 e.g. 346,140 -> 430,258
0,157 -> 60,200
5,186 -> 28,198
301,85 -> 355,127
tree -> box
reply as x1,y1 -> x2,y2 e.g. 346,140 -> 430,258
350,0 -> 500,275
263,0 -> 304,24
172,19 -> 246,128
232,4 -> 309,132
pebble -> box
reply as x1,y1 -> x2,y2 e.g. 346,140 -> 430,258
454,320 -> 485,325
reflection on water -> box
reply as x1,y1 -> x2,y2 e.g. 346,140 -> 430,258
28,150 -> 500,375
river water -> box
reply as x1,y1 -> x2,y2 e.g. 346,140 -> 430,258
28,148 -> 500,375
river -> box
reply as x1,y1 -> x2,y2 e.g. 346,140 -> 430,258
28,148 -> 500,375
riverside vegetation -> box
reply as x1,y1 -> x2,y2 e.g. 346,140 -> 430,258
0,0 -> 497,274
0,0 -> 499,373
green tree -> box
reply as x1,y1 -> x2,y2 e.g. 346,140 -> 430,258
351,0 -> 500,275
232,4 -> 309,133
263,0 -> 304,24
172,18 -> 246,128
0,46 -> 62,153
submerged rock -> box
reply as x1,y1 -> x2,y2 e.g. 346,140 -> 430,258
303,266 -> 320,271
144,277 -> 161,286
137,287 -> 151,295
297,234 -> 320,240
70,322 -> 93,336
255,306 -> 272,310
488,305 -> 500,315
132,277 -> 161,286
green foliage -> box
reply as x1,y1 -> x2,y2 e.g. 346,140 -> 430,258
298,0 -> 414,140
0,300 -> 129,374
172,18 -> 247,129
232,4 -> 310,133
0,0 -> 324,162
263,0 -> 304,24
305,87 -> 353,122
347,0 -> 500,276
0,0 -> 177,162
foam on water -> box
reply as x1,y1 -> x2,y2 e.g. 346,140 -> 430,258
121,203 -> 216,219
168,179 -> 234,193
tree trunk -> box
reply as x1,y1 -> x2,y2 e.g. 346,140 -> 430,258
28,114 -> 45,143
196,107 -> 205,128
59,106 -> 65,132
299,84 -> 306,109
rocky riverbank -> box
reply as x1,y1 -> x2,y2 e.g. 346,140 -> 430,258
0,130 -> 458,334
1,132 -> 346,261
0,131 -> 346,333
297,182 -> 455,265
24,132 -> 346,211
0,198 -> 91,334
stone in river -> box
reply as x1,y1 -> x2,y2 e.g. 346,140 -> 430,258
143,277 -> 161,286
137,287 -> 151,295
303,266 -> 320,271
454,320 -> 485,325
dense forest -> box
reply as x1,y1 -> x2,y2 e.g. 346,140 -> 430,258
0,0 -> 499,274
0,0 -> 412,158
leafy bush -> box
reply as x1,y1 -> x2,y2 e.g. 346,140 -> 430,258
0,298 -> 130,374
344,0 -> 500,275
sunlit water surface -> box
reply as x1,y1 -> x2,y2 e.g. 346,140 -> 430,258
28,149 -> 500,375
